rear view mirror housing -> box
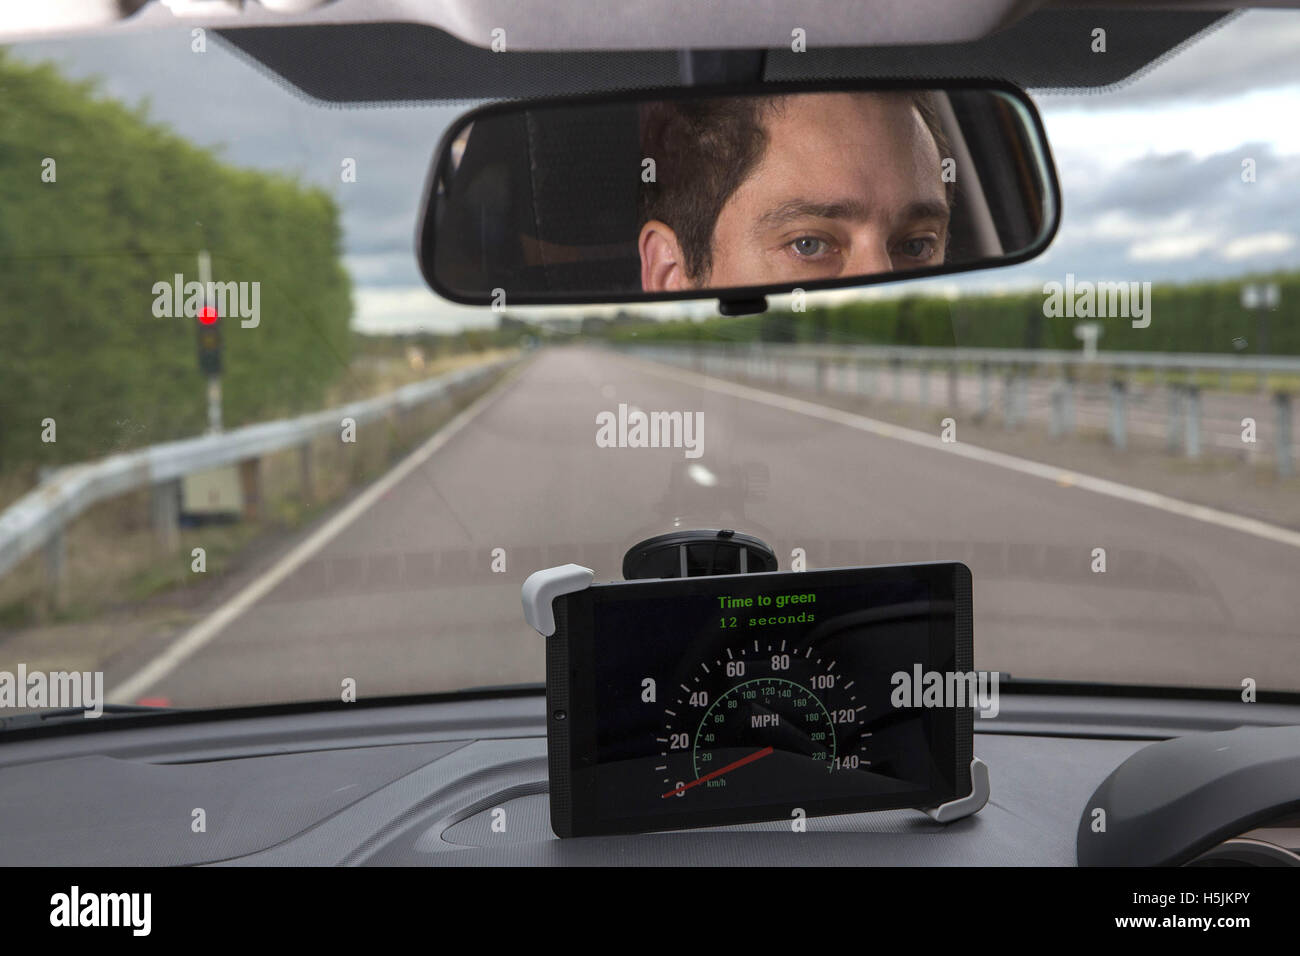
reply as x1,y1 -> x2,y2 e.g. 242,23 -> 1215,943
417,78 -> 1060,315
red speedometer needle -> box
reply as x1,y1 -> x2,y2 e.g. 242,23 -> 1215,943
661,745 -> 775,798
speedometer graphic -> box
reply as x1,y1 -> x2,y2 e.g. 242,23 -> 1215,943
658,640 -> 871,800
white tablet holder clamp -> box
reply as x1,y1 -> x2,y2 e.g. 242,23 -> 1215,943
521,562 -> 594,638
924,757 -> 990,823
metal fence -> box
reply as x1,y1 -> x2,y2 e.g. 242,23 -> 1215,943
618,343 -> 1297,478
0,357 -> 517,597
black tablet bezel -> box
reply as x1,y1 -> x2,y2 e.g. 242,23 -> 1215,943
546,561 -> 973,838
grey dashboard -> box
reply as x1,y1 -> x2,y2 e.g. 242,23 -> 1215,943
0,690 -> 1295,866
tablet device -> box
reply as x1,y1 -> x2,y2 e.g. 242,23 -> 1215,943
524,561 -> 983,837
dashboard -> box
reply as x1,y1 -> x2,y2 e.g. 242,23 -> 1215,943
1,688 -> 1295,866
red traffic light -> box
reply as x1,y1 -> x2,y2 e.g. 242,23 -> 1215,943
198,305 -> 218,325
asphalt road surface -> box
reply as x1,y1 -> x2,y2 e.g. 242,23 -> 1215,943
104,346 -> 1300,708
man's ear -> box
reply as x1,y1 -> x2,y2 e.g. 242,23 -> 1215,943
639,220 -> 690,292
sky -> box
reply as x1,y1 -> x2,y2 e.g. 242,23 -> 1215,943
10,9 -> 1300,333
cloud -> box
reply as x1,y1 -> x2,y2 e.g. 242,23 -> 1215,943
1221,231 -> 1297,261
1127,233 -> 1218,263
352,286 -> 499,335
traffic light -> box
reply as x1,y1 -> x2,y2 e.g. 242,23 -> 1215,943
196,304 -> 222,376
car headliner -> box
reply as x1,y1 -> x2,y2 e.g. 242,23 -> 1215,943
4,0 -> 1290,52
7,2 -> 1290,103
210,9 -> 1232,106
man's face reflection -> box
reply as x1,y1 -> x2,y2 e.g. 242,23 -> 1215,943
639,92 -> 950,292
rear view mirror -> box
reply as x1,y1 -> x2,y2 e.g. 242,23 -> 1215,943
418,80 -> 1059,313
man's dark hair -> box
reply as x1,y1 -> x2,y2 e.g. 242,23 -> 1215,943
638,91 -> 953,283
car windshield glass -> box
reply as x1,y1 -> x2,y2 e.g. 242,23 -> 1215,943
2,11 -> 1298,719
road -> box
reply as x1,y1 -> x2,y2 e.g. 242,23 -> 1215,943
104,346 -> 1300,707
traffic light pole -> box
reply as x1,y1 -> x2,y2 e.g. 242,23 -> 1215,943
198,250 -> 223,434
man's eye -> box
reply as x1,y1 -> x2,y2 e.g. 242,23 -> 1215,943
897,237 -> 936,260
789,236 -> 830,258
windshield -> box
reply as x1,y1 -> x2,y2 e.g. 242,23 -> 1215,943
2,11 -> 1298,718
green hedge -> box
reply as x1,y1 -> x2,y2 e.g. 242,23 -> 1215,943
0,50 -> 353,470
604,273 -> 1300,353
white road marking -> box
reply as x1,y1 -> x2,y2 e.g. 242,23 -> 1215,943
687,462 -> 718,487
108,361 -> 528,705
632,356 -> 1300,551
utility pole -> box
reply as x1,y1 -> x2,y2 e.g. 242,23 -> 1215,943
196,250 -> 223,433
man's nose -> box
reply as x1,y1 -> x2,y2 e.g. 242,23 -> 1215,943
844,236 -> 894,276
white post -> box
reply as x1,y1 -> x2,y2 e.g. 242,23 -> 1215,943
198,250 -> 222,434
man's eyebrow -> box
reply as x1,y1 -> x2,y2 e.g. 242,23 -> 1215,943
898,200 -> 952,223
755,198 -> 870,230
753,197 -> 951,232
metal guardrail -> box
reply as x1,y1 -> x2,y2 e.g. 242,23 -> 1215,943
619,343 -> 1296,478
622,342 -> 1300,374
0,357 -> 516,584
